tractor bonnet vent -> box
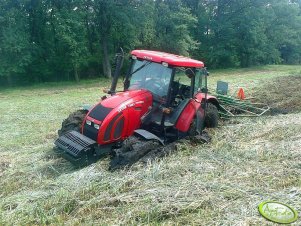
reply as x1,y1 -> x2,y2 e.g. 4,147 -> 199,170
88,104 -> 113,121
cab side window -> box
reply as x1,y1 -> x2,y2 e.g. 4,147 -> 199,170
194,69 -> 206,94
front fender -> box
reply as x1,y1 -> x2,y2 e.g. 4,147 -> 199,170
134,129 -> 164,145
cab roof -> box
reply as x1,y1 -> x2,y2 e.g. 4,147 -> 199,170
131,50 -> 204,68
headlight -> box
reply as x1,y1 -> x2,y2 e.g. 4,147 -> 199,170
86,120 -> 92,125
94,124 -> 100,130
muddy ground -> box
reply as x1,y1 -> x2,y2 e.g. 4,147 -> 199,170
252,75 -> 301,114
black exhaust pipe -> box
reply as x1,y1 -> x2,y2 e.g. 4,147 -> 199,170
109,48 -> 124,95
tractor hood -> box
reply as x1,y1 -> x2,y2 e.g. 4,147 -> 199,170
82,89 -> 153,143
101,89 -> 151,108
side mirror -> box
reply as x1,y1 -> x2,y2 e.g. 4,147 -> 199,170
201,87 -> 208,93
124,80 -> 130,90
204,67 -> 209,76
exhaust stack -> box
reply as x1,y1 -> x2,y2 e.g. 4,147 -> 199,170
109,48 -> 124,95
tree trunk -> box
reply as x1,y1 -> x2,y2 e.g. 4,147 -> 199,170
6,75 -> 13,86
85,16 -> 94,54
102,37 -> 111,78
74,65 -> 80,82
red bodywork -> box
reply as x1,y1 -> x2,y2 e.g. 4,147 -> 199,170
175,93 -> 217,132
82,90 -> 218,144
131,50 -> 204,68
80,50 -> 218,145
82,89 -> 153,145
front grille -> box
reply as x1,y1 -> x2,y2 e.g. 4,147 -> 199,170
55,131 -> 96,157
83,123 -> 98,141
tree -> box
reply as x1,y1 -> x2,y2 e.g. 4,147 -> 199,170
0,1 -> 32,85
153,0 -> 198,55
52,1 -> 89,82
1,0 -> 301,86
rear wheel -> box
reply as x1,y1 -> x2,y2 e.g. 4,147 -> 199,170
188,109 -> 211,143
205,103 -> 219,128
58,109 -> 88,136
188,116 -> 200,136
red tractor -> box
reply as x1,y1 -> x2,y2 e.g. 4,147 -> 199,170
55,49 -> 219,169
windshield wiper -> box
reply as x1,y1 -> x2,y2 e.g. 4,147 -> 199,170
129,61 -> 151,76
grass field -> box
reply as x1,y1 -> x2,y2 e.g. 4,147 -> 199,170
0,65 -> 301,225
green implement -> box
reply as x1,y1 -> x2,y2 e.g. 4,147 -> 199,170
214,81 -> 270,118
216,94 -> 270,118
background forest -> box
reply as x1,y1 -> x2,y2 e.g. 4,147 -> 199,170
1,0 -> 301,86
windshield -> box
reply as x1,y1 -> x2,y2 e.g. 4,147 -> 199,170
129,60 -> 172,98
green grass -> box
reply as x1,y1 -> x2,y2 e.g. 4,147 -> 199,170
208,64 -> 301,95
0,65 -> 301,225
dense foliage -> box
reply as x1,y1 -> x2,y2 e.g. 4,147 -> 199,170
0,0 -> 301,85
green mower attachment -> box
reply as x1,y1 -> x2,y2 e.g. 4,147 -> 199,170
214,81 -> 270,118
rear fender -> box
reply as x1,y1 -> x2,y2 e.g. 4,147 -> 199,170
175,93 -> 219,132
206,95 -> 220,110
175,99 -> 200,132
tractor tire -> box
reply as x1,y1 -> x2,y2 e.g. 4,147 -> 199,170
109,136 -> 161,170
188,116 -> 199,136
205,103 -> 219,128
58,109 -> 88,136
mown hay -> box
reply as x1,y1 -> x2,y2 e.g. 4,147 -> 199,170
0,66 -> 301,225
252,75 -> 301,114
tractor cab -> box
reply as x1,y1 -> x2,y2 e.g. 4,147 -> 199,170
124,50 -> 212,141
125,50 -> 208,104
171,66 -> 208,107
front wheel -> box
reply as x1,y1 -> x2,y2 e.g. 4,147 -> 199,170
205,103 -> 219,128
58,109 -> 88,136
